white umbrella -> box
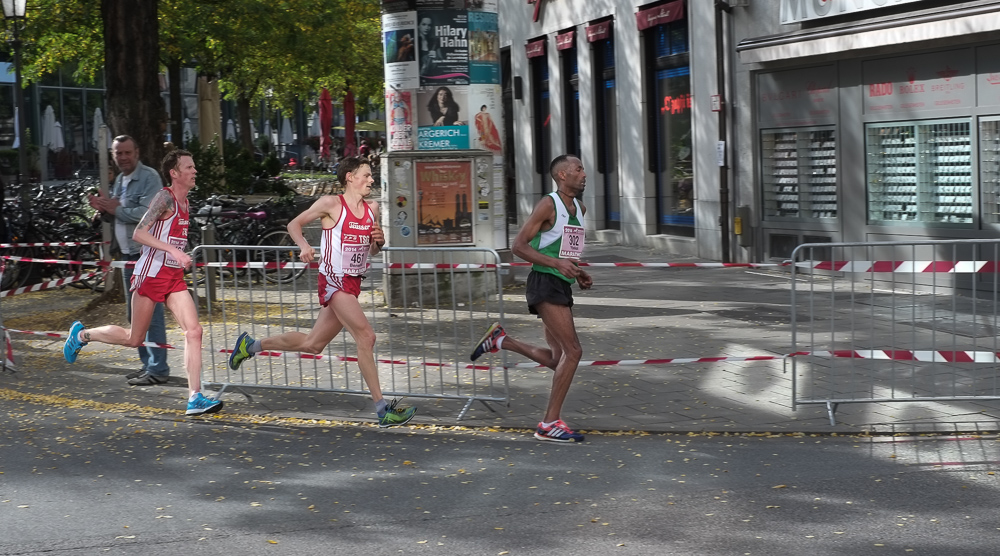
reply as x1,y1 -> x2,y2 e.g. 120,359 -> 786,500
42,105 -> 59,150
92,108 -> 110,149
182,118 -> 193,143
51,121 -> 66,152
308,113 -> 321,137
279,116 -> 293,145
225,119 -> 237,141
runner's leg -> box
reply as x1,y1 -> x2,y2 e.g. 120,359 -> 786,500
259,303 -> 343,353
328,291 -> 383,402
534,302 -> 581,423
499,320 -> 562,370
85,291 -> 155,347
163,289 -> 203,397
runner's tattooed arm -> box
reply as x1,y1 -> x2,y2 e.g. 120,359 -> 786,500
135,189 -> 175,233
131,189 -> 191,268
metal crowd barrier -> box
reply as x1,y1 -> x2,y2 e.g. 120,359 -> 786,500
191,244 -> 508,419
790,239 -> 1000,425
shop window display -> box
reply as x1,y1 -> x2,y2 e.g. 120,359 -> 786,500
865,119 -> 973,225
761,127 -> 837,220
980,118 -> 1000,224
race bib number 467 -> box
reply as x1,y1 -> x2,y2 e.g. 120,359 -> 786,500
342,243 -> 369,274
559,225 -> 585,259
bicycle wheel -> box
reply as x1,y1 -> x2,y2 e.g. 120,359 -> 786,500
256,229 -> 306,284
68,240 -> 106,292
1,246 -> 30,291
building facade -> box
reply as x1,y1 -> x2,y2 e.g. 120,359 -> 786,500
499,0 -> 727,259
733,0 -> 1000,260
501,0 -> 1000,262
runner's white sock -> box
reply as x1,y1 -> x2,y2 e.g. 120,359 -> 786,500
495,336 -> 505,350
541,420 -> 558,428
249,339 -> 263,353
189,392 -> 200,401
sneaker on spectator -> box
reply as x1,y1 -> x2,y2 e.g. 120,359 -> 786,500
534,419 -> 585,443
470,322 -> 505,361
186,393 -> 224,416
127,371 -> 169,386
229,331 -> 255,370
63,321 -> 88,364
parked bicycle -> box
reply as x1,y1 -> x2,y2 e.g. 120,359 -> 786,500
190,195 -> 308,285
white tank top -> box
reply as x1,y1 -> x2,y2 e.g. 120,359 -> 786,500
131,188 -> 188,290
319,196 -> 375,278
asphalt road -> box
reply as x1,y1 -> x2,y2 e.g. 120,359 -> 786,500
1,398 -> 998,555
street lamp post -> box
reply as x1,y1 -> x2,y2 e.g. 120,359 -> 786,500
3,0 -> 28,207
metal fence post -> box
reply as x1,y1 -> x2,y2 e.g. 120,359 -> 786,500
203,223 -> 217,303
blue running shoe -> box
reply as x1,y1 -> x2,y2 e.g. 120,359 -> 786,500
186,392 -> 224,416
534,419 -> 585,443
63,321 -> 88,364
229,331 -> 255,370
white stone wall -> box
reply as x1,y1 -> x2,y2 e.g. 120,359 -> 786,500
499,0 -> 722,258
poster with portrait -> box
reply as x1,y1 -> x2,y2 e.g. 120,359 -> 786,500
386,90 -> 414,151
468,85 -> 503,155
417,85 -> 470,150
467,11 -> 499,84
415,160 -> 474,245
383,12 -> 420,89
417,10 -> 469,86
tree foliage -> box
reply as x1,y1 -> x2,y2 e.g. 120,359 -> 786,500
14,0 -> 385,120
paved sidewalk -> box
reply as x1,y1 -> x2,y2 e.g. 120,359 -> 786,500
4,241 -> 1000,435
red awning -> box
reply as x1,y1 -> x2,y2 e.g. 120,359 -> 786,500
586,20 -> 613,42
636,0 -> 684,31
556,30 -> 575,50
525,37 -> 547,58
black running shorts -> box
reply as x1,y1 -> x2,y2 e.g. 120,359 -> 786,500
526,270 -> 574,315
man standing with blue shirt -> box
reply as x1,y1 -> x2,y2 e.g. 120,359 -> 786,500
88,135 -> 171,385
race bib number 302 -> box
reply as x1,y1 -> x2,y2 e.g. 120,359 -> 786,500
559,225 -> 585,259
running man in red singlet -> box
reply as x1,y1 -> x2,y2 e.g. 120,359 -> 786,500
228,157 -> 416,428
62,150 -> 223,416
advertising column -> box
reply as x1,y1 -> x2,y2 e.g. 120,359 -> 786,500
382,0 -> 505,248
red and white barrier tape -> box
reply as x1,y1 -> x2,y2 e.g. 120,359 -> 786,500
6,326 -> 1000,367
2,327 -> 177,349
0,241 -> 108,248
1,255 -> 108,266
801,260 -> 1000,273
0,270 -> 104,298
3,329 -> 15,370
154,258 -> 1000,272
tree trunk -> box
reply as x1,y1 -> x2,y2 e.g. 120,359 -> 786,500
168,59 -> 183,149
97,0 -> 165,305
237,96 -> 254,152
103,0 -> 167,174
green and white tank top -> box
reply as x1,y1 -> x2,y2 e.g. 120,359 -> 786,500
529,191 -> 585,283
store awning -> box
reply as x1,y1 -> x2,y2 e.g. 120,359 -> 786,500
736,4 -> 1000,64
